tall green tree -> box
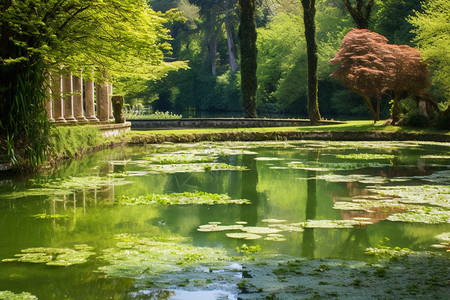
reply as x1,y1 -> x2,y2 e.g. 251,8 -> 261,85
0,0 -> 186,166
409,0 -> 450,104
301,0 -> 321,124
373,0 -> 422,46
239,0 -> 258,118
339,0 -> 374,29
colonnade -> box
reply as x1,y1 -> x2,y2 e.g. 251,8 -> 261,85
46,71 -> 114,123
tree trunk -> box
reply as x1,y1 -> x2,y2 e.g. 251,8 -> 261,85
376,94 -> 380,122
341,0 -> 374,29
209,34 -> 217,76
226,18 -> 239,73
301,0 -> 321,125
362,94 -> 377,123
239,0 -> 258,118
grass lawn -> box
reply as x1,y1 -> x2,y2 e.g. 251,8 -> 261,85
127,120 -> 450,136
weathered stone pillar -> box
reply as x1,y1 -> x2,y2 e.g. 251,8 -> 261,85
45,76 -> 54,122
96,81 -> 110,122
73,72 -> 88,122
112,95 -> 125,123
51,74 -> 66,123
63,72 -> 77,122
84,80 -> 99,122
108,83 -> 114,121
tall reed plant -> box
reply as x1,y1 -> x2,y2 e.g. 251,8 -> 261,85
0,56 -> 50,168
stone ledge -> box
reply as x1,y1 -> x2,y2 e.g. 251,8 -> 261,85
130,118 -> 342,129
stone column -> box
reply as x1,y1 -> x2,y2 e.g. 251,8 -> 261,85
72,72 -> 88,122
84,79 -> 99,122
96,81 -> 110,122
45,76 -> 54,122
63,72 -> 77,122
108,83 -> 114,121
51,74 -> 66,123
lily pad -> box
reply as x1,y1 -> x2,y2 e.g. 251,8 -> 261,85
119,192 -> 250,206
226,233 -> 262,240
268,224 -> 305,232
261,219 -> 288,224
144,163 -> 247,174
242,227 -> 283,234
98,234 -> 230,278
336,153 -> 395,160
142,154 -> 216,164
435,232 -> 450,242
387,208 -> 450,224
2,245 -> 95,266
264,234 -> 287,242
197,224 -> 244,232
0,291 -> 37,300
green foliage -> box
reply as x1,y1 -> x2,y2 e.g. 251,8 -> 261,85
49,126 -> 103,157
126,111 -> 183,120
410,0 -> 450,101
373,0 -> 422,45
403,112 -> 430,128
0,0 -> 187,167
119,191 -> 251,205
0,291 -> 37,300
2,245 -> 95,266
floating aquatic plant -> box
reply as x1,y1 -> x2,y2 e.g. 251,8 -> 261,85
197,224 -> 245,232
368,184 -> 450,208
41,176 -> 129,191
226,233 -> 262,240
2,245 -> 94,266
31,213 -> 69,220
264,234 -> 287,242
336,153 -> 395,160
143,163 -> 246,174
261,219 -> 287,224
98,234 -> 230,278
267,224 -> 305,232
142,154 -> 217,164
316,174 -> 387,184
119,192 -> 250,206
300,219 -> 369,228
236,244 -> 261,253
288,161 -> 389,171
0,291 -> 37,300
387,208 -> 450,224
241,227 -> 282,235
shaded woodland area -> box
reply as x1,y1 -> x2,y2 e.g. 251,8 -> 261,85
136,0 -> 448,123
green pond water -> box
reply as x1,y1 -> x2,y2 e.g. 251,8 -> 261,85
0,140 -> 449,299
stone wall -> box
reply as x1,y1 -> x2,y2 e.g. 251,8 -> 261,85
130,118 -> 342,129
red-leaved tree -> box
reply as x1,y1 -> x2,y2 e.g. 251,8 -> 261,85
329,28 -> 431,123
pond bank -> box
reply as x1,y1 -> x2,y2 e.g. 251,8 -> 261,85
126,130 -> 450,144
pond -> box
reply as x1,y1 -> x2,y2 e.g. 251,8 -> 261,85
0,141 -> 449,299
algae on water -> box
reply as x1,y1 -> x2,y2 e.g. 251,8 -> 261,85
0,291 -> 37,300
2,245 -> 95,266
119,192 -> 250,206
98,234 -> 230,279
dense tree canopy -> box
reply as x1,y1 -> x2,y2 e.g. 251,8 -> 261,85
0,0 -> 186,165
410,0 -> 450,103
329,28 -> 430,123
